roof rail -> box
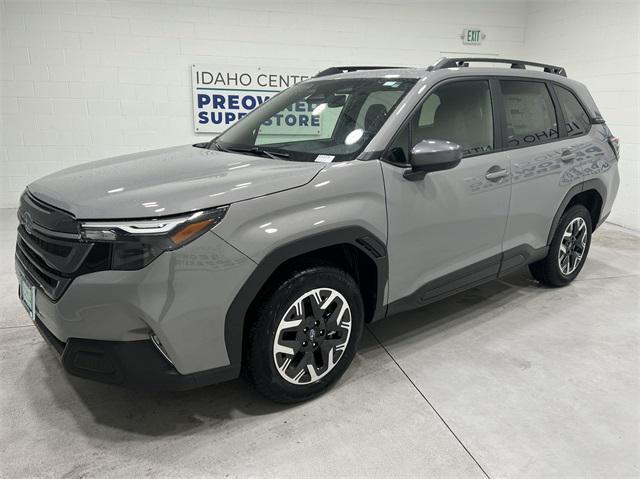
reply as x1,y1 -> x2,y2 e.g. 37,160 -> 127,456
315,66 -> 409,77
429,57 -> 567,77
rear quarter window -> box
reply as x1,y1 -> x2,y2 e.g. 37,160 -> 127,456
554,85 -> 591,137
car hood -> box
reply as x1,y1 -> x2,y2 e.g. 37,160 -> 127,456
27,145 -> 325,219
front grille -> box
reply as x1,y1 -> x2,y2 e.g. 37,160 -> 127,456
29,233 -> 73,257
15,191 -> 110,301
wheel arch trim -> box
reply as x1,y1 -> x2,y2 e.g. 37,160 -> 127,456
547,178 -> 606,245
224,226 -> 388,366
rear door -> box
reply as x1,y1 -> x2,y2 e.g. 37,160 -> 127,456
500,79 -> 602,257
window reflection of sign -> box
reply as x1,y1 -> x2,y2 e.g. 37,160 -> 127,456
258,101 -> 322,136
566,121 -> 585,137
463,145 -> 492,156
507,127 -> 559,147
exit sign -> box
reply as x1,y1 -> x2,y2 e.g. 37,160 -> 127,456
462,29 -> 485,45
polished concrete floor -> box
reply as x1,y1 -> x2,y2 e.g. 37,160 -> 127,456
0,207 -> 638,478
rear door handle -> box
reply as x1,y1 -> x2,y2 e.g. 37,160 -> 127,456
561,149 -> 576,162
485,166 -> 509,181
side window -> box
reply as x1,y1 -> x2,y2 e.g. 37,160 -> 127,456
412,80 -> 494,157
554,85 -> 590,137
386,123 -> 409,164
417,94 -> 440,127
500,81 -> 558,148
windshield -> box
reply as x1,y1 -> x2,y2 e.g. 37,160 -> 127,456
213,77 -> 417,162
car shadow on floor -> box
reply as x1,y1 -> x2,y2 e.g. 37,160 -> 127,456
27,268 -> 559,439
371,254 -> 635,353
368,268 -> 539,352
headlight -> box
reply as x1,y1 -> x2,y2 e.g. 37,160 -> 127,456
79,206 -> 228,270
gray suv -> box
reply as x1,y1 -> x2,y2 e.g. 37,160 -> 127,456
15,58 -> 620,402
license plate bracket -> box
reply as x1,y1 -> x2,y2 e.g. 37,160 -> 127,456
18,273 -> 36,321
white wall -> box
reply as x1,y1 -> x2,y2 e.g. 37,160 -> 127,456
0,0 -> 528,208
2,1 -> 638,229
524,1 -> 640,230
2,2 -> 638,229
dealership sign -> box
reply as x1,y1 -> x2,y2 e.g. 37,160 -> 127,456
191,65 -> 316,134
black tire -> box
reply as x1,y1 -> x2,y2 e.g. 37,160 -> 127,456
529,204 -> 592,287
245,265 -> 364,403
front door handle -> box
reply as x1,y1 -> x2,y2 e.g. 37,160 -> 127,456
561,149 -> 576,162
485,166 -> 509,181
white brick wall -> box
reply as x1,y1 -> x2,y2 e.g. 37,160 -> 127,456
1,2 -> 637,228
1,0 -> 529,208
6,0 -> 640,229
524,1 -> 640,230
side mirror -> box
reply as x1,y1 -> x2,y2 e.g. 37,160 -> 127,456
403,139 -> 463,181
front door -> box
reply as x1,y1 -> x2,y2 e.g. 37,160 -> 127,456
381,79 -> 511,312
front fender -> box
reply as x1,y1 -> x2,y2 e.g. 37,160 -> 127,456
214,159 -> 388,366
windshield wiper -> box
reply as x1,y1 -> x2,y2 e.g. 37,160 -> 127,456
213,141 -> 290,160
212,139 -> 232,153
255,148 -> 291,160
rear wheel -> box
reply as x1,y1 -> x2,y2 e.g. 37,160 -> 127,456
245,265 -> 364,403
529,204 -> 592,287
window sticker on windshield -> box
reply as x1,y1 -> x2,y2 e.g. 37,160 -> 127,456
315,155 -> 335,163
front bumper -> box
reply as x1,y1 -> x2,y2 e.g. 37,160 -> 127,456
17,229 -> 256,389
33,315 -> 237,390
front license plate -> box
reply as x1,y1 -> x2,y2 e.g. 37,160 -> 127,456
18,274 -> 36,321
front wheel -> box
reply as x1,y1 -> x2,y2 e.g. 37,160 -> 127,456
245,265 -> 364,403
529,204 -> 592,287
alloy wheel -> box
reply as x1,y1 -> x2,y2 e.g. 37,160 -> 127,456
558,217 -> 588,276
273,288 -> 352,385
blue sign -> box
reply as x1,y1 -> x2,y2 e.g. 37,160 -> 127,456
192,66 -> 316,134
